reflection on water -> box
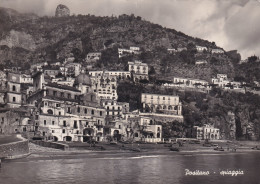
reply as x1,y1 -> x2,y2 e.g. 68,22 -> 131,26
0,152 -> 260,184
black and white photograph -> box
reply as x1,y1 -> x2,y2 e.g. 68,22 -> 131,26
0,0 -> 260,183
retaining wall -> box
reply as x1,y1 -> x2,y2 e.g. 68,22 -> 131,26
0,135 -> 29,159
32,141 -> 69,150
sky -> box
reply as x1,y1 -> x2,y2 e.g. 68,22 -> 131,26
1,0 -> 260,59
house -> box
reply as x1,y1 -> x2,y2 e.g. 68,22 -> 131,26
140,93 -> 183,122
167,48 -> 177,54
64,62 -> 82,77
89,71 -> 131,80
195,60 -> 207,65
128,61 -> 149,82
173,77 -> 209,88
118,46 -> 141,58
192,124 -> 220,140
30,62 -> 48,72
211,48 -> 224,54
0,107 -> 34,134
27,72 -> 106,142
43,68 -> 60,78
196,45 -> 208,52
101,99 -> 129,118
86,52 -> 101,61
90,72 -> 118,100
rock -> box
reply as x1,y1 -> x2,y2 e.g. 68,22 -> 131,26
55,4 -> 70,17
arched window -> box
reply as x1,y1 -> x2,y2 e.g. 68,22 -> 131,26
47,109 -> 53,115
12,85 -> 16,92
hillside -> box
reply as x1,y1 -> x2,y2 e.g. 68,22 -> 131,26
0,7 -> 236,81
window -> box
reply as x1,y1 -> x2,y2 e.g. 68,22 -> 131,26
68,94 -> 71,99
91,110 -> 94,115
62,129 -> 65,133
12,85 -> 16,92
44,120 -> 46,125
46,90 -> 49,95
47,109 -> 53,115
13,97 -> 16,102
52,130 -> 55,133
119,125 -> 121,129
74,121 -> 78,128
67,107 -> 71,113
84,108 -> 87,114
56,103 -> 60,107
63,121 -> 66,127
77,107 -> 80,113
52,121 -> 54,125
53,91 -> 57,96
59,111 -> 61,115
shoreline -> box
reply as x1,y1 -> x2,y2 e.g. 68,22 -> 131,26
2,141 -> 260,162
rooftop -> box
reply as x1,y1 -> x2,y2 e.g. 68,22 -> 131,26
46,82 -> 81,92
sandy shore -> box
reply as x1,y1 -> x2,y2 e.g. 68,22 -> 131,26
27,141 -> 260,159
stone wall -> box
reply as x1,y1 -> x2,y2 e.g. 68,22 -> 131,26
32,140 -> 68,150
0,139 -> 29,159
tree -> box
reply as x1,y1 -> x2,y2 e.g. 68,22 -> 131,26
149,66 -> 156,75
248,55 -> 258,63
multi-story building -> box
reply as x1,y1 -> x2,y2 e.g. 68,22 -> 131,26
89,71 -> 131,80
101,99 -> 129,118
27,72 -> 106,142
5,72 -> 26,108
64,62 -> 82,77
140,93 -> 183,122
173,77 -> 209,88
192,124 -> 220,140
128,61 -> 149,82
0,107 -> 34,134
118,47 -> 140,58
90,72 -> 118,100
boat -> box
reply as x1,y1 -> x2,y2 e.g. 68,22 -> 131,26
214,147 -> 224,151
131,148 -> 141,152
110,141 -> 117,145
170,147 -> 179,152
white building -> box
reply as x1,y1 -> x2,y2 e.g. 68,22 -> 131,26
140,93 -> 184,122
173,77 -> 209,88
90,73 -> 118,100
211,48 -> 224,54
118,47 -> 140,58
196,45 -> 208,52
89,71 -> 131,80
192,124 -> 220,140
86,52 -> 101,61
128,61 -> 149,82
